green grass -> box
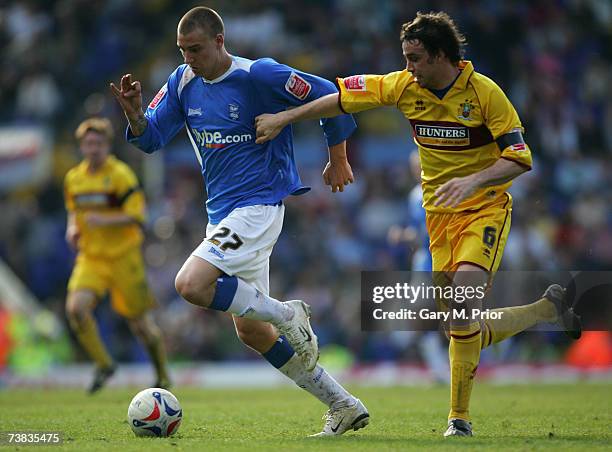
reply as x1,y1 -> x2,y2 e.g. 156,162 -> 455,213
1,383 -> 610,451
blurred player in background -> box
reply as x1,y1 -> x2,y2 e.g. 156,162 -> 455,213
111,7 -> 368,436
388,151 -> 449,384
64,117 -> 170,393
255,11 -> 581,437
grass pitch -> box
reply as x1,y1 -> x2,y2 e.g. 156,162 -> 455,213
1,383 -> 610,451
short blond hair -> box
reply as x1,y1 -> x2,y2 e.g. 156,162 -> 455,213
74,117 -> 114,143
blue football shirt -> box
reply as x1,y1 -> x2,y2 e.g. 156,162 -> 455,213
127,56 -> 356,224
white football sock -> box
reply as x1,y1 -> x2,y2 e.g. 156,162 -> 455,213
216,276 -> 293,323
278,354 -> 354,409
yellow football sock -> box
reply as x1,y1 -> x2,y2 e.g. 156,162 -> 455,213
144,331 -> 170,383
449,322 -> 481,421
72,314 -> 113,369
481,297 -> 557,349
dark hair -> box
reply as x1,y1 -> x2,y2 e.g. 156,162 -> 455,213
400,11 -> 466,64
178,7 -> 224,38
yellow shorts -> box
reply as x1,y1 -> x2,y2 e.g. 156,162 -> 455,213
426,193 -> 512,273
68,246 -> 155,318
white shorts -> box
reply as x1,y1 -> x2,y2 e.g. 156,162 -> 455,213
192,204 -> 285,295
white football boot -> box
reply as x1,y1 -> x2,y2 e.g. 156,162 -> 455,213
275,300 -> 319,371
310,399 -> 370,437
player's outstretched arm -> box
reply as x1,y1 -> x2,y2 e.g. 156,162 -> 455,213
434,159 -> 528,208
323,141 -> 354,193
110,74 -> 148,137
255,93 -> 342,144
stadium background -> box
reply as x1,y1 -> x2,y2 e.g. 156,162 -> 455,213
0,0 -> 611,385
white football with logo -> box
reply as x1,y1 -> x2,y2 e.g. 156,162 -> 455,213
127,388 -> 182,437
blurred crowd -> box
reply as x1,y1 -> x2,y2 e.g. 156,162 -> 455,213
0,0 -> 611,368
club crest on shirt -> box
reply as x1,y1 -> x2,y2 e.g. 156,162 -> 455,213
229,103 -> 239,120
149,84 -> 167,110
457,99 -> 475,120
285,72 -> 312,100
343,75 -> 366,91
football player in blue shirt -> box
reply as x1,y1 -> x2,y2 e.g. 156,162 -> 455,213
111,6 -> 368,436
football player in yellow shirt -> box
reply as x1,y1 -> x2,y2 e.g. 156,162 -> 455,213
254,11 -> 581,437
64,117 -> 170,393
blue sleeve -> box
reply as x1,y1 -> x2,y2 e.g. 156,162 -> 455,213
251,58 -> 356,146
126,66 -> 186,154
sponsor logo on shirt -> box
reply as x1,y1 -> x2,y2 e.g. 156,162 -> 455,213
188,107 -> 202,116
414,125 -> 470,146
208,246 -> 225,259
148,84 -> 167,109
343,75 -> 366,91
285,72 -> 312,100
229,104 -> 239,120
190,127 -> 252,149
73,192 -> 116,208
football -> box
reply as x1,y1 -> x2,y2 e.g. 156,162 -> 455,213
127,388 -> 183,437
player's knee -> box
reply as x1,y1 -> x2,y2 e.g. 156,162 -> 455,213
65,297 -> 91,327
175,270 -> 213,307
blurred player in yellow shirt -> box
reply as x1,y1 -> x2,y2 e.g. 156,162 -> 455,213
64,117 -> 170,393
254,11 -> 581,437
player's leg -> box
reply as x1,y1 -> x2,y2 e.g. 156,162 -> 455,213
175,205 -> 318,370
109,246 -> 171,388
175,255 -> 318,370
445,263 -> 486,437
465,199 -> 581,348
175,255 -> 293,323
428,211 -> 483,436
480,287 -> 581,348
233,315 -> 369,436
66,290 -> 114,373
127,313 -> 171,388
440,200 -> 512,435
481,293 -> 557,348
66,255 -> 115,393
441,206 -> 502,429
228,210 -> 367,436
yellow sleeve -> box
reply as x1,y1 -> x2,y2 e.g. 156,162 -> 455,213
481,79 -> 533,169
116,166 -> 146,224
63,170 -> 75,212
337,71 -> 411,114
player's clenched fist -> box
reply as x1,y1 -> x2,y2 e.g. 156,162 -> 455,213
255,113 -> 288,144
322,160 -> 354,193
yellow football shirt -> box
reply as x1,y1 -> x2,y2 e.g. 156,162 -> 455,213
337,61 -> 532,212
64,155 -> 145,258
